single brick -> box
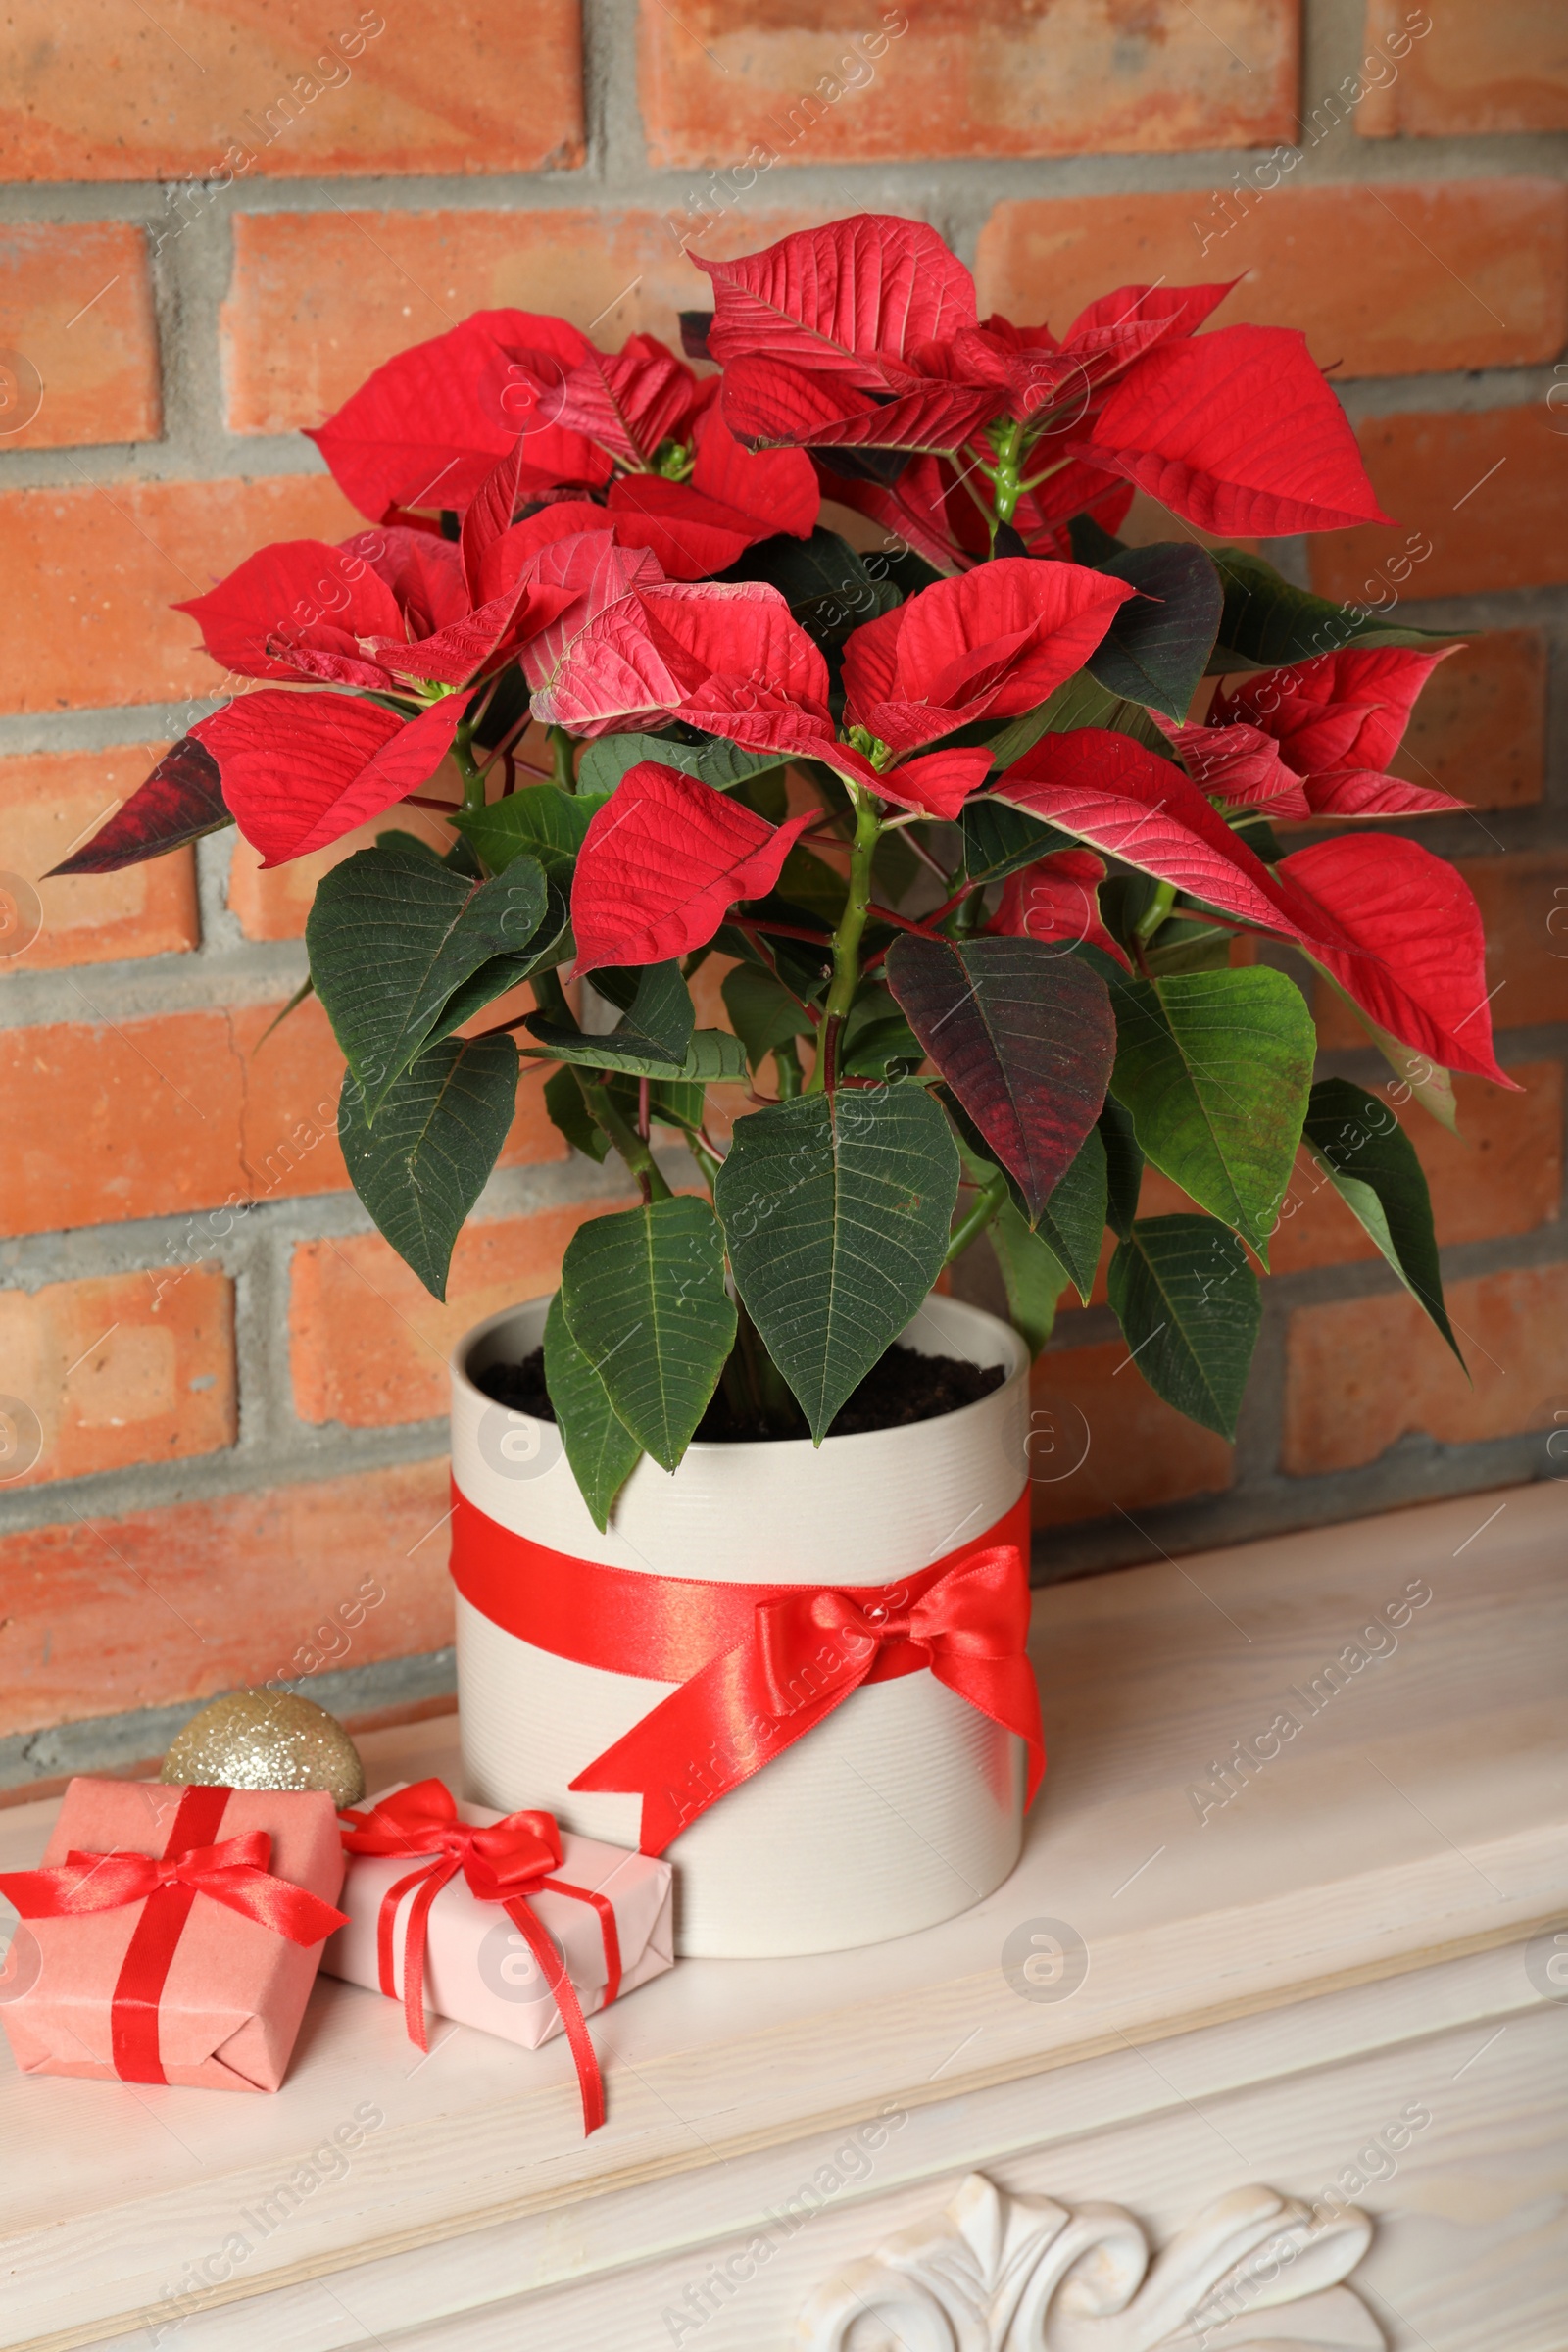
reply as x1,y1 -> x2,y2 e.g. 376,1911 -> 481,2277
1028,1333 -> 1235,1530
0,222 -> 161,449
1391,629 -> 1546,811
0,744 -> 198,971
1358,0 -> 1568,135
0,1460 -> 453,1742
0,4 -> 582,182
227,801 -> 458,941
1315,851 -> 1568,1047
637,0 -> 1298,169
975,181 -> 1568,379
1270,1063 -> 1562,1274
0,1265 -> 233,1488
291,1200 -> 638,1428
1282,1261 -> 1568,1474
0,474 -> 362,715
222,205 -> 837,437
0,995 -> 564,1239
1308,408 -> 1568,604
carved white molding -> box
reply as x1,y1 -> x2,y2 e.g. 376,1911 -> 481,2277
796,2174 -> 1382,2352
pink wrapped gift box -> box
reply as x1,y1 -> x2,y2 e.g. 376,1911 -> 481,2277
0,1779 -> 346,2092
322,1783 -> 673,2051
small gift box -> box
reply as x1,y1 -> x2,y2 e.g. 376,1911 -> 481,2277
321,1780 -> 674,2132
0,1779 -> 348,2091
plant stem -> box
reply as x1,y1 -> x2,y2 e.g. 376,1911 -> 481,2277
579,1075 -> 672,1205
772,1038 -> 804,1098
943,883 -> 984,940
453,719 -> 487,816
1135,879 -> 1179,943
805,784 -> 882,1095
549,725 -> 577,794
944,1168 -> 1010,1266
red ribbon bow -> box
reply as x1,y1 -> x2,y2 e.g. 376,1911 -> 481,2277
0,1783 -> 348,2083
447,1485 -> 1043,1860
570,1530 -> 1044,1855
339,1780 -> 621,2135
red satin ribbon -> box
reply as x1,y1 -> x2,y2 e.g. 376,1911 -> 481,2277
449,1484 -> 1043,1858
339,1779 -> 620,2135
0,1783 -> 349,2083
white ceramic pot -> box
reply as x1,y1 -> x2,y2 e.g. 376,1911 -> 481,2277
449,1292 -> 1032,1957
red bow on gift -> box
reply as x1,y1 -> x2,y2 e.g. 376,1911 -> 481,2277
0,1786 -> 348,2084
338,1780 -> 622,2134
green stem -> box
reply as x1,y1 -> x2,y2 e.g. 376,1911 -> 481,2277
943,884 -> 984,941
772,1037 -> 804,1099
453,720 -> 486,816
1135,879 -> 1179,944
577,1073 -> 673,1204
944,1169 -> 1009,1267
549,724 -> 577,794
805,785 -> 882,1095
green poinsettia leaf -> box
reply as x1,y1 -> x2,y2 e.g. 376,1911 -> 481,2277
719,525 -> 901,647
1301,1077 -> 1464,1366
989,1201 -> 1071,1358
714,1083 -> 958,1441
1108,966 -> 1315,1265
308,838 -> 547,1120
455,783 -> 609,879
1206,547 -> 1455,673
338,1035 -> 517,1301
575,731 -> 791,798
1107,1214 -> 1261,1441
721,962 -> 813,1072
559,1196 -> 736,1473
1086,542 -> 1223,721
542,1292 -> 644,1531
986,670 -> 1177,773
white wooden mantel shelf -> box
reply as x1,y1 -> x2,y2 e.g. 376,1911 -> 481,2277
2,1482 -> 1564,2352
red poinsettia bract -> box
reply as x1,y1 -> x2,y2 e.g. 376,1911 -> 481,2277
530,555 -> 1131,821
695,215 -> 1391,570
1206,647 -> 1465,818
570,762 -> 816,970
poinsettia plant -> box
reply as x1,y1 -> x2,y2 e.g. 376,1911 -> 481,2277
54,214 -> 1505,1526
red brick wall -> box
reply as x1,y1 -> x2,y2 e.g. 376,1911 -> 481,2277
1,0 -> 1565,1784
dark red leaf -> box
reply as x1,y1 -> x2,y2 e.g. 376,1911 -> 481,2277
48,738 -> 228,875
1157,718 -> 1310,817
605,477 -> 774,580
884,934 -> 1116,1218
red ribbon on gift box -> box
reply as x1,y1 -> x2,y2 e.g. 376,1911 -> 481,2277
0,1783 -> 349,2083
338,1779 -> 621,2135
449,1483 -> 1043,1857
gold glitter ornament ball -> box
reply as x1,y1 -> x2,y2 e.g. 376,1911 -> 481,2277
162,1690 -> 365,1810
